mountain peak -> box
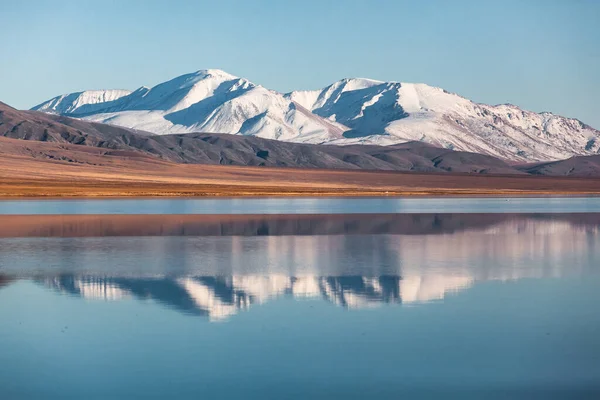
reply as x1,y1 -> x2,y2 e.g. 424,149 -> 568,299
191,68 -> 238,79
159,69 -> 240,89
333,77 -> 386,92
339,77 -> 385,85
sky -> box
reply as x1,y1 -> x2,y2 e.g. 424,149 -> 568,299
1,0 -> 599,127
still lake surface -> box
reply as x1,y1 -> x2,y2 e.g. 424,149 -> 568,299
1,198 -> 599,399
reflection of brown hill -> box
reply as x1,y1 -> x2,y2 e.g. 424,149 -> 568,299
2,215 -> 598,279
0,274 -> 14,289
2,213 -> 600,238
0,213 -> 551,238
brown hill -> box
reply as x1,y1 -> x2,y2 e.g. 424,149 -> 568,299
2,134 -> 600,197
3,101 -> 600,197
1,102 -> 523,174
519,155 -> 600,177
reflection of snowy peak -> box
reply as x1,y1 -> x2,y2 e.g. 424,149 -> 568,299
42,274 -> 472,321
32,69 -> 600,161
42,276 -> 129,301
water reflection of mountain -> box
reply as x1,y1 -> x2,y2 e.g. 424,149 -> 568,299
2,212 -> 598,320
2,214 -> 598,278
3,213 -> 600,238
40,274 -> 472,321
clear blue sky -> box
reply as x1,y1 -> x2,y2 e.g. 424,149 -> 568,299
2,0 -> 599,127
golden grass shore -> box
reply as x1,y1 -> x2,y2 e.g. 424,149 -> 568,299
1,136 -> 600,197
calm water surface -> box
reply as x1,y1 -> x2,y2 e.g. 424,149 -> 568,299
0,199 -> 599,399
1,196 -> 600,214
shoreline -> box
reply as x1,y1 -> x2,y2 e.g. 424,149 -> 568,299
1,178 -> 600,198
1,184 -> 600,199
3,177 -> 600,199
2,192 -> 600,199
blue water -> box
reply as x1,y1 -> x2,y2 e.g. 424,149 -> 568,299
1,196 -> 600,215
0,203 -> 599,398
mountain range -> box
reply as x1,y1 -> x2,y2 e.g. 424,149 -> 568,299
5,100 -> 600,177
32,69 -> 600,162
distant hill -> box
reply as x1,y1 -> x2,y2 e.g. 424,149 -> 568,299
519,155 -> 600,177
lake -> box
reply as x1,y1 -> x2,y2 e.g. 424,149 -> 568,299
1,198 -> 599,399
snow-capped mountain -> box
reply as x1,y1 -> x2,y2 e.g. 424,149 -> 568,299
33,69 -> 345,143
288,78 -> 600,161
32,69 -> 600,161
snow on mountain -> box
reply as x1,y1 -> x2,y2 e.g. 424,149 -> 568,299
31,70 -> 600,161
288,79 -> 600,161
33,89 -> 132,115
32,69 -> 345,144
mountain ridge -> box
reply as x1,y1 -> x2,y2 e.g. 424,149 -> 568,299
32,69 -> 600,162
